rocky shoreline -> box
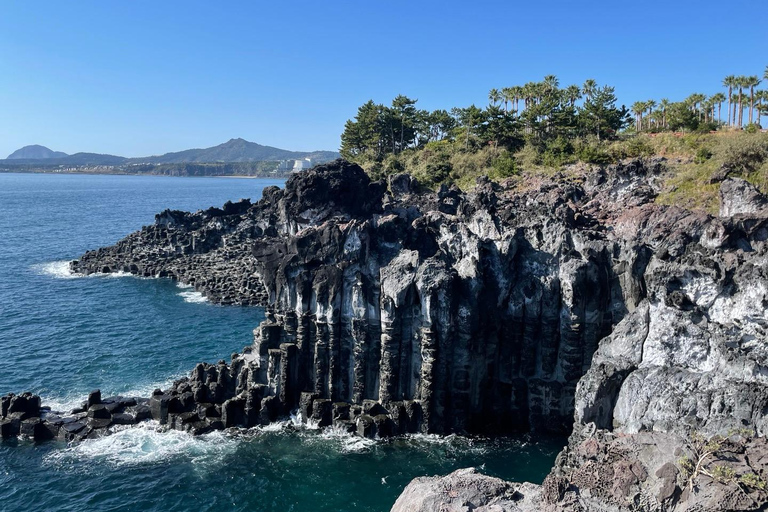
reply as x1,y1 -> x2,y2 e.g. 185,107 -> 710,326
4,158 -> 768,511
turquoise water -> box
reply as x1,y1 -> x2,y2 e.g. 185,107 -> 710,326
0,172 -> 563,511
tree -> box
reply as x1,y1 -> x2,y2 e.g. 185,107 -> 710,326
564,85 -> 582,107
389,95 -> 419,154
631,101 -> 645,131
451,104 -> 484,150
711,92 -> 726,125
480,105 -> 523,151
425,109 -> 456,142
659,98 -> 671,129
488,88 -> 502,107
543,75 -> 560,95
736,76 -> 747,127
512,85 -> 524,114
745,76 -> 761,125
340,100 -> 385,160
755,90 -> 767,127
646,100 -> 657,128
667,101 -> 699,131
723,75 -> 736,127
501,87 -> 514,113
582,79 -> 597,100
579,85 -> 629,140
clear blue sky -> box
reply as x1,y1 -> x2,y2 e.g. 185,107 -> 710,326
1,0 -> 766,158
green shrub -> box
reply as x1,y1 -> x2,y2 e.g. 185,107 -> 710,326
607,135 -> 654,160
694,146 -> 713,164
489,151 -> 518,179
542,137 -> 575,167
740,472 -> 767,490
576,138 -> 612,164
710,464 -> 736,483
720,134 -> 768,173
514,143 -> 541,169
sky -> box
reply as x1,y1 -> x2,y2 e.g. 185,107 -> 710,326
1,0 -> 766,158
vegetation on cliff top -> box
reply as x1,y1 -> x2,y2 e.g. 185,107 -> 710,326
340,68 -> 768,213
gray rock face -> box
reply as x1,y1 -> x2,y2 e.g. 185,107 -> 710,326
27,158 -> 767,510
719,177 -> 768,217
69,160 -> 647,436
391,468 -> 543,512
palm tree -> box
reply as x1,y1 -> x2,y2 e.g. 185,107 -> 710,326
710,92 -> 726,125
736,76 -> 747,127
582,79 -> 597,100
501,87 -> 514,113
523,82 -> 536,110
631,102 -> 645,131
543,75 -> 559,95
755,90 -> 767,127
723,75 -> 736,127
645,100 -> 657,129
488,88 -> 502,107
650,110 -> 663,131
512,85 -> 524,115
687,93 -> 706,119
745,75 -> 761,125
659,98 -> 670,130
702,97 -> 715,123
564,85 -> 582,107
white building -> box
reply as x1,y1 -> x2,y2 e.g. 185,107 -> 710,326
292,158 -> 313,171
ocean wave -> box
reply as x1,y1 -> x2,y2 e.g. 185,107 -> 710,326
39,374 -> 186,415
45,422 -> 238,468
178,290 -> 207,303
33,261 -> 135,280
254,414 -> 376,453
104,270 -> 133,278
40,395 -> 85,414
33,260 -> 81,279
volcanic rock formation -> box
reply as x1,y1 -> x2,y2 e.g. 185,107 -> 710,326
68,159 -> 648,437
4,159 -> 768,510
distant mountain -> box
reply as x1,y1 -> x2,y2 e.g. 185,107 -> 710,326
134,138 -> 337,164
7,145 -> 68,160
3,139 -> 339,167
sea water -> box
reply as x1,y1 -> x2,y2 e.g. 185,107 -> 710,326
0,173 -> 563,511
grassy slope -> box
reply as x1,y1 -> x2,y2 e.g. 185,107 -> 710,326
354,132 -> 768,215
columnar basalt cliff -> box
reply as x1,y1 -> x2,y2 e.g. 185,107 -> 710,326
4,158 -> 768,510
68,160 -> 646,437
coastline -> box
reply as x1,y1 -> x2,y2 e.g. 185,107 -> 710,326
5,158 -> 768,511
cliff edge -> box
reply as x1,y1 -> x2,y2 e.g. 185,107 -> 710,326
16,158 -> 767,510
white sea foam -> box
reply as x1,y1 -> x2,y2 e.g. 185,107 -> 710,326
40,396 -> 84,414
250,412 -> 376,452
45,421 -> 237,468
33,260 -> 81,279
178,290 -> 207,303
120,374 -> 186,399
104,270 -> 133,279
316,425 -> 377,453
176,282 -> 194,289
40,375 -> 185,415
33,260 -> 137,280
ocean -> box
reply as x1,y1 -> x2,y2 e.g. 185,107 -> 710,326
0,172 -> 562,511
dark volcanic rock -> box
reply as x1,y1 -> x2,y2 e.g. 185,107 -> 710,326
0,157 -> 755,511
